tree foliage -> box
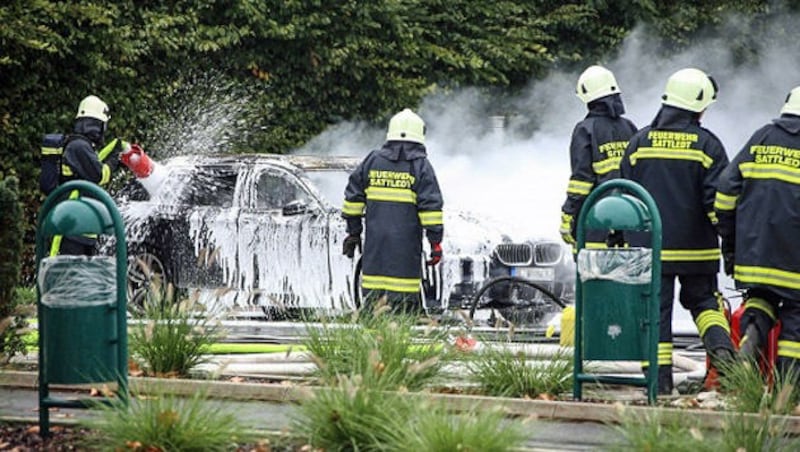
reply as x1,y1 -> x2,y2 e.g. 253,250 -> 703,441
0,0 -> 797,283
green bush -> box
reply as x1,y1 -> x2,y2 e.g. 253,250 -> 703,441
128,284 -> 223,377
0,176 -> 25,362
85,387 -> 253,451
467,344 -> 573,398
303,308 -> 453,391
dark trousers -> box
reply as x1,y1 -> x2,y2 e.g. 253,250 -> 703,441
740,288 -> 800,381
362,289 -> 423,316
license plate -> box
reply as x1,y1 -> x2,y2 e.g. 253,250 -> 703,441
518,267 -> 555,281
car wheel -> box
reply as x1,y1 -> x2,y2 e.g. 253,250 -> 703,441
127,251 -> 169,316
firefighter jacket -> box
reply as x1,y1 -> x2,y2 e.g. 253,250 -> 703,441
61,118 -> 122,188
562,94 -> 637,245
342,141 -> 444,293
620,105 -> 728,274
715,114 -> 800,300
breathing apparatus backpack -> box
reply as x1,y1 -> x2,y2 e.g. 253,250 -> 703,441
39,133 -> 91,196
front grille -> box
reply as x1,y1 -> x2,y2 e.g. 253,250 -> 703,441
534,242 -> 563,266
494,243 -> 533,266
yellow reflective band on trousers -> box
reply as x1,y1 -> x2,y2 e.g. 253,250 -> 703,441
661,248 -> 720,262
778,340 -> 800,360
629,147 -> 713,168
740,162 -> 800,185
714,191 -> 738,211
735,265 -> 800,290
365,186 -> 417,204
696,309 -> 730,337
418,210 -> 443,226
342,200 -> 365,216
642,342 -> 673,367
362,274 -> 421,293
567,179 -> 593,196
61,164 -> 74,177
591,157 -> 622,175
41,145 -> 61,156
744,297 -> 776,321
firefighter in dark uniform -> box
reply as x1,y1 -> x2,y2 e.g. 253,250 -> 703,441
620,68 -> 735,394
341,108 -> 444,314
715,86 -> 800,381
560,65 -> 638,250
51,95 -> 126,256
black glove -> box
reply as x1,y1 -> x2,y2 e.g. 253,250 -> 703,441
606,229 -> 625,248
104,150 -> 120,172
342,234 -> 361,258
721,240 -> 735,276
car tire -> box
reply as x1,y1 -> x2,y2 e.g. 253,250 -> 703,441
127,250 -> 170,316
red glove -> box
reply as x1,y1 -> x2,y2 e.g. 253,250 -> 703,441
427,242 -> 442,266
120,143 -> 154,178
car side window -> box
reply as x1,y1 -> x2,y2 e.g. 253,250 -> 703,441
182,166 -> 238,208
256,172 -> 306,210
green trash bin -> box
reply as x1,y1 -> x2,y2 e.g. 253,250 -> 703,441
571,180 -> 662,404
35,181 -> 129,437
38,256 -> 119,384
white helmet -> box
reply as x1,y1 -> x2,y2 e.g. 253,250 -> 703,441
576,65 -> 620,104
661,68 -> 718,113
386,108 -> 425,144
780,86 -> 800,116
76,95 -> 110,122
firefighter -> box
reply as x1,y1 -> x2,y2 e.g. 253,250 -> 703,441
560,65 -> 638,250
341,108 -> 444,314
620,68 -> 735,394
715,86 -> 800,381
51,95 -> 128,256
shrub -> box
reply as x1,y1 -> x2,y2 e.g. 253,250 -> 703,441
0,176 -> 25,362
128,283 -> 223,377
84,387 -> 253,451
467,344 -> 572,398
720,358 -> 800,415
303,307 -> 452,391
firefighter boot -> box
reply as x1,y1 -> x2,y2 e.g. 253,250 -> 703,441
658,365 -> 673,395
703,326 -> 737,377
738,323 -> 764,363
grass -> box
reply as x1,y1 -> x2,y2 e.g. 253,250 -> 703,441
84,387 -> 256,451
719,358 -> 800,415
467,343 -> 573,398
128,283 -> 223,377
292,374 -> 527,452
302,305 -> 454,391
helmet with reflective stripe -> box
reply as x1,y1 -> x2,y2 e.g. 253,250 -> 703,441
386,108 -> 425,144
76,95 -> 110,123
780,86 -> 800,116
661,68 -> 718,112
576,65 -> 620,104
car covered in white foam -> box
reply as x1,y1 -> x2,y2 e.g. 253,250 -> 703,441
115,154 -> 574,325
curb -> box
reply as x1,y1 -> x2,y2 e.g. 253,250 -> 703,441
3,370 -> 800,433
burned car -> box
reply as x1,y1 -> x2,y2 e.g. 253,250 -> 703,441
115,154 -> 574,327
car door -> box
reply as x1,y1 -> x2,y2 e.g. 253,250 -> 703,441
237,164 -> 337,310
178,164 -> 243,289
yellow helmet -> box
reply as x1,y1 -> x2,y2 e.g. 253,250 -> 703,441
780,86 -> 800,116
661,68 -> 718,113
386,108 -> 425,144
76,95 -> 110,122
576,65 -> 620,104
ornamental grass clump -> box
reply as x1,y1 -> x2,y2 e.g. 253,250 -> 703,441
84,387 -> 254,451
303,304 -> 452,391
129,282 -> 223,377
467,343 -> 572,398
719,357 -> 800,415
292,374 -> 527,452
